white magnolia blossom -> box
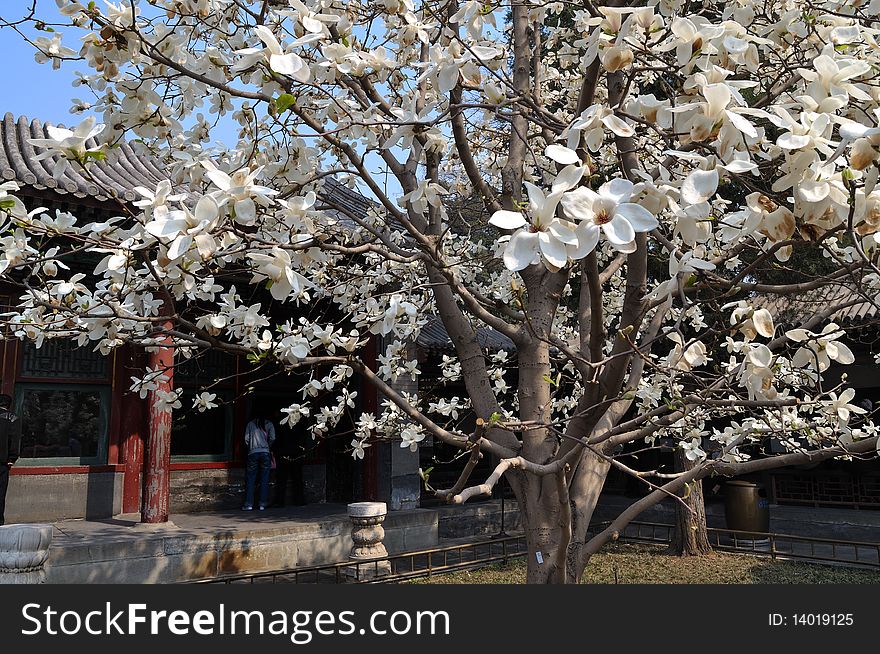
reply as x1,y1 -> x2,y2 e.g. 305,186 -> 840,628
234,25 -> 312,82
567,103 -> 635,151
154,389 -> 183,414
727,302 -> 776,340
400,425 -> 426,452
681,437 -> 706,462
560,179 -> 659,256
489,164 -> 584,271
739,345 -> 778,400
350,438 -> 370,460
653,249 -> 715,299
371,294 -> 418,336
786,323 -> 855,372
428,397 -> 467,420
490,173 -> 660,271
193,392 -> 218,412
821,388 -> 867,426
439,355 -> 462,382
281,404 -> 310,427
129,368 -> 171,400
0,181 -> 27,222
666,333 -> 709,371
26,116 -> 104,182
32,33 -> 76,69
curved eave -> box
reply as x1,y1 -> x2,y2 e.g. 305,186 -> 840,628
0,113 -> 167,204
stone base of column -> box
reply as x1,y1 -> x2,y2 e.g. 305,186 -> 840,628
343,558 -> 393,582
0,524 -> 53,585
131,520 -> 179,531
344,502 -> 391,582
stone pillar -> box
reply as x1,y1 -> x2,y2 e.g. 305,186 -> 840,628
0,524 -> 53,584
345,501 -> 391,581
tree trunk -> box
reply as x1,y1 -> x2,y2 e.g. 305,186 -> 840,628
669,449 -> 712,556
520,474 -> 566,584
507,450 -> 613,584
566,448 -> 611,582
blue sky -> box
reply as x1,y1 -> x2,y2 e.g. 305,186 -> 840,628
0,2 -> 86,126
0,2 -> 403,202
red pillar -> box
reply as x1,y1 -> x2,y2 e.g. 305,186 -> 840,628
141,331 -> 174,523
121,408 -> 145,514
120,348 -> 145,514
0,337 -> 18,397
112,346 -> 145,514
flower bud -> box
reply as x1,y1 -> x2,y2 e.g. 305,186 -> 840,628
484,82 -> 505,105
851,137 -> 878,170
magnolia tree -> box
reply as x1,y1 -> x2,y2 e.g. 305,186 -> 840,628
2,0 -> 880,582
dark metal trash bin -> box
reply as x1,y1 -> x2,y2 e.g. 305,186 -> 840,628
724,480 -> 770,533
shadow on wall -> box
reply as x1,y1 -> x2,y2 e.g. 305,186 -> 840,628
85,470 -> 118,520
168,467 -> 325,513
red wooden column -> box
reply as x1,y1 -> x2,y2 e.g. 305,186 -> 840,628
119,347 -> 146,514
121,406 -> 145,514
0,336 -> 18,397
141,326 -> 174,524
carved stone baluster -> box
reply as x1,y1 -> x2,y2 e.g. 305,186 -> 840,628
0,524 -> 53,584
345,502 -> 392,581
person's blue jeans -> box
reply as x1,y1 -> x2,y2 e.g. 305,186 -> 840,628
244,452 -> 271,509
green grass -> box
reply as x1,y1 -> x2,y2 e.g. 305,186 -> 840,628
410,543 -> 880,584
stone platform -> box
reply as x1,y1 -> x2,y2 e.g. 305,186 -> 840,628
43,504 -> 437,584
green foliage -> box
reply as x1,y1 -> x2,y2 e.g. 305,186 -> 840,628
275,93 -> 297,114
247,350 -> 271,364
81,150 -> 106,162
542,373 -> 562,387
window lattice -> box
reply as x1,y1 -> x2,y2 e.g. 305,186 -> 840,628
20,340 -> 109,380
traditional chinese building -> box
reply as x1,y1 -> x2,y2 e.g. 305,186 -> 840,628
0,113 -> 424,523
754,285 -> 880,509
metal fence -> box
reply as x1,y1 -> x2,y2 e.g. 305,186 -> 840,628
190,535 -> 528,585
602,520 -> 880,568
189,521 -> 878,584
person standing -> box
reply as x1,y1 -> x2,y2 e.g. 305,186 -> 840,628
242,409 -> 275,511
0,394 -> 22,526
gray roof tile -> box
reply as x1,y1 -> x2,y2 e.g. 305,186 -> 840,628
416,316 -> 515,353
1,113 -> 164,202
752,283 -> 880,326
0,113 -> 374,216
